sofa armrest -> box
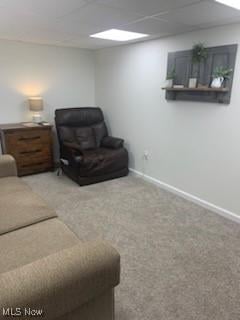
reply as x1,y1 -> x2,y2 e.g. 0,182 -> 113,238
101,136 -> 124,149
0,241 -> 120,320
0,155 -> 17,178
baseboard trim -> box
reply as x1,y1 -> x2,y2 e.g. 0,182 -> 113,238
129,168 -> 240,224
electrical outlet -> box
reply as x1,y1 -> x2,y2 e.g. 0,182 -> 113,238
143,150 -> 149,160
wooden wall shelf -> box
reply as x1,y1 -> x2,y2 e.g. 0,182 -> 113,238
162,87 -> 229,92
165,44 -> 237,104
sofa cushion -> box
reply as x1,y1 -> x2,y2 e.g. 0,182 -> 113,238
0,176 -> 30,193
0,177 -> 57,235
0,218 -> 79,273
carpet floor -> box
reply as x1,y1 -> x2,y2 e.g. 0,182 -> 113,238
23,173 -> 240,320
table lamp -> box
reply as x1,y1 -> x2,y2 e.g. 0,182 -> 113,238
28,97 -> 43,123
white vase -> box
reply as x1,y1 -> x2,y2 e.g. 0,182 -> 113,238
211,77 -> 224,88
188,78 -> 197,88
165,79 -> 173,88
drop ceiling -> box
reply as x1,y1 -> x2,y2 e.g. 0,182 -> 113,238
0,0 -> 240,49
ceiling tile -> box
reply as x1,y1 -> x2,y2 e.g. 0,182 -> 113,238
53,20 -> 105,37
0,7 -> 73,45
0,25 -> 73,46
123,18 -> 196,36
198,15 -> 240,28
157,1 -> 240,26
17,29 -> 72,43
59,3 -> 142,30
60,36 -> 115,49
95,0 -> 200,16
0,7 -> 50,31
0,0 -> 88,18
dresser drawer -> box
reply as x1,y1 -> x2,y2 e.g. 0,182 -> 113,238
5,130 -> 50,150
18,161 -> 52,176
12,146 -> 52,164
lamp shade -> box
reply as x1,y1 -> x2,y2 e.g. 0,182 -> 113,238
28,97 -> 43,112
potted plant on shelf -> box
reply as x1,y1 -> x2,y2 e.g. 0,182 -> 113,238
188,70 -> 198,88
189,43 -> 208,88
166,68 -> 176,88
192,42 -> 208,64
211,66 -> 233,88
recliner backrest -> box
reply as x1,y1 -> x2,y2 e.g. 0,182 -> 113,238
55,107 -> 108,149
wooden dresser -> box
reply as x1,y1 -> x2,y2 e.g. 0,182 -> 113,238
0,123 -> 54,176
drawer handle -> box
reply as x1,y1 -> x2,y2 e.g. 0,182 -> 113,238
18,136 -> 41,141
20,149 -> 42,155
21,162 -> 44,168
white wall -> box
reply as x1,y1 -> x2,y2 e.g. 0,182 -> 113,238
95,23 -> 240,216
0,39 -> 95,125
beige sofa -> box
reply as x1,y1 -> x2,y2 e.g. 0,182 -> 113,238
0,155 -> 120,320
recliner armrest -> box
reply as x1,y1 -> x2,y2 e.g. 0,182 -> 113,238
0,155 -> 17,178
0,241 -> 120,320
101,136 -> 124,149
61,142 -> 83,165
62,142 -> 83,153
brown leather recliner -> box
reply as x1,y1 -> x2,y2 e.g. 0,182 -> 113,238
55,107 -> 129,186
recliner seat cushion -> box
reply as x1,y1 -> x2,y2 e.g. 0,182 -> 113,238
80,148 -> 128,177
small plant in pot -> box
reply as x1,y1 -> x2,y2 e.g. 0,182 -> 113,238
188,70 -> 198,88
192,43 -> 208,64
211,66 -> 233,88
190,43 -> 208,88
166,68 -> 176,88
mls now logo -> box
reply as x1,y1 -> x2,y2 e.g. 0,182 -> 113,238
2,307 -> 44,317
2,308 -> 22,317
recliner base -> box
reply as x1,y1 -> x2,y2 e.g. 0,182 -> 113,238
61,165 -> 129,186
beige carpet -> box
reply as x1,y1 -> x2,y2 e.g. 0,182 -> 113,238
23,173 -> 240,320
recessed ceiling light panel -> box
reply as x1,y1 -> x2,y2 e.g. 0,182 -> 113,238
215,0 -> 240,10
90,29 -> 148,41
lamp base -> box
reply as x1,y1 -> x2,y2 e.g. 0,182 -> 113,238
32,113 -> 42,123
